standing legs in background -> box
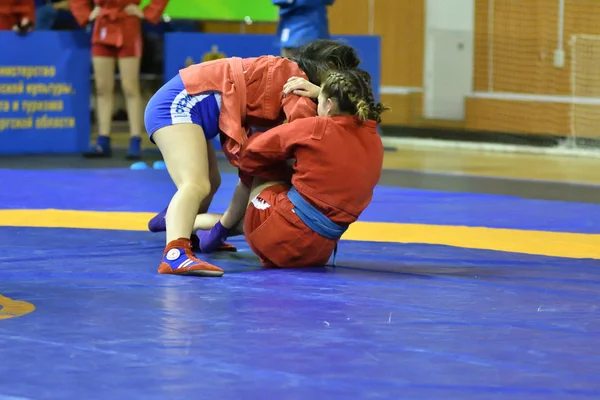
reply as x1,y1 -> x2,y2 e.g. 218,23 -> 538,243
84,55 -> 144,160
85,56 -> 116,158
118,56 -> 143,159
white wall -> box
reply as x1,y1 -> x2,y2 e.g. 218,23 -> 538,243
426,0 -> 475,32
423,0 -> 475,120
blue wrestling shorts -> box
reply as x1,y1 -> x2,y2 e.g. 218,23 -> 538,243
144,73 -> 222,142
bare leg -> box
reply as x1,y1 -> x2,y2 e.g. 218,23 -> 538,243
150,141 -> 221,233
221,179 -> 250,229
117,56 -> 143,137
197,141 -> 221,214
92,56 -> 116,137
152,123 -> 224,276
153,124 -> 211,243
193,176 -> 285,252
248,177 -> 286,205
193,213 -> 223,231
194,178 -> 248,230
232,177 -> 287,236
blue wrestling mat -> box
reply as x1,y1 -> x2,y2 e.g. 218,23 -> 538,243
1,168 -> 599,399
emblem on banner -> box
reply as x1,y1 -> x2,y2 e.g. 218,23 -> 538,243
184,45 -> 227,68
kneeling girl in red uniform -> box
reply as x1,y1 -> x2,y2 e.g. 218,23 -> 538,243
202,69 -> 388,267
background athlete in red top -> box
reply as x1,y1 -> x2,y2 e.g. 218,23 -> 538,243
0,0 -> 35,32
70,0 -> 168,159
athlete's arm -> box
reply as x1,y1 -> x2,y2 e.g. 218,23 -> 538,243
142,0 -> 169,24
281,93 -> 317,122
275,61 -> 318,121
239,118 -> 316,179
220,179 -> 251,232
283,76 -> 320,99
69,0 -> 93,26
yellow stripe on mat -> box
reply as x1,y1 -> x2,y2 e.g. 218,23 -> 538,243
0,294 -> 36,320
1,209 -> 599,260
343,222 -> 600,260
0,209 -> 155,231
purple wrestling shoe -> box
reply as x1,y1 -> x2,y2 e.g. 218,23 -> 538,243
148,206 -> 168,232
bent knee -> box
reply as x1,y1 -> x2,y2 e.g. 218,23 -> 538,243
180,181 -> 211,200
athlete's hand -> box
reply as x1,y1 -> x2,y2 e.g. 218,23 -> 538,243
124,4 -> 144,19
52,0 -> 70,11
89,6 -> 101,21
283,76 -> 321,99
12,18 -> 33,35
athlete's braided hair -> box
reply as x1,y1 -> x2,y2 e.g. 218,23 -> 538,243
321,69 -> 389,123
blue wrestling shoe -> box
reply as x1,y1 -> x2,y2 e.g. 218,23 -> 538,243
158,238 -> 224,277
83,135 -> 112,158
125,136 -> 142,160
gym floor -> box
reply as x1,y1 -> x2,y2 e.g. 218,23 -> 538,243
1,138 -> 599,399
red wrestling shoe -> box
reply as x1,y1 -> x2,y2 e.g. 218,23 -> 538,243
216,242 -> 238,252
158,238 -> 224,277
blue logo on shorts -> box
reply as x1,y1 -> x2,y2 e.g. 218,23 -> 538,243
175,96 -> 189,114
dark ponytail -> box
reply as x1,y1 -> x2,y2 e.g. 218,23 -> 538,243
291,39 -> 361,85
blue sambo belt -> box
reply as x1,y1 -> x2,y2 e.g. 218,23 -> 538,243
286,186 -> 348,265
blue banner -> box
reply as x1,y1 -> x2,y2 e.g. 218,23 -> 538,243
0,31 -> 91,155
164,33 -> 381,101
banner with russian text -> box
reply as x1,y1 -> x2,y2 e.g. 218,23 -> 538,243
0,31 -> 91,155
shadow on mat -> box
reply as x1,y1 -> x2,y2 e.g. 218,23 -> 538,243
190,245 -> 503,278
